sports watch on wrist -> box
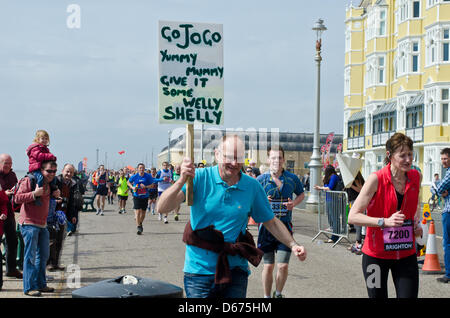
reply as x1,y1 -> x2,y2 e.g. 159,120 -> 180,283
377,218 -> 385,229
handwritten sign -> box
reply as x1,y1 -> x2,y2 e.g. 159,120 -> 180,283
158,21 -> 224,125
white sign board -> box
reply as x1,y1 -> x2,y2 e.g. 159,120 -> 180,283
158,21 -> 224,125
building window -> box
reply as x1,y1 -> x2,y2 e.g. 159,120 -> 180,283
378,57 -> 385,83
427,102 -> 436,123
344,68 -> 351,96
426,28 -> 438,66
399,0 -> 409,22
397,38 -> 421,75
443,28 -> 449,62
406,105 -> 424,128
365,6 -> 387,42
379,9 -> 386,36
366,54 -> 386,87
348,118 -> 365,150
426,25 -> 450,65
412,41 -> 420,72
372,110 -> 396,146
413,1 -> 420,18
427,0 -> 439,8
442,88 -> 449,123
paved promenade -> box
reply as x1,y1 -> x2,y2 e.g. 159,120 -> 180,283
1,194 -> 448,298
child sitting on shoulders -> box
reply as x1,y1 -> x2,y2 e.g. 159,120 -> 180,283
26,129 -> 57,205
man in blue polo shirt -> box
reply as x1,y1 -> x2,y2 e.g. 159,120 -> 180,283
257,146 -> 305,298
157,135 -> 307,298
128,163 -> 164,235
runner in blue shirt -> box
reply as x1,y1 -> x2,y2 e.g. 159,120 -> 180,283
127,163 -> 165,235
257,146 -> 305,298
156,135 -> 307,298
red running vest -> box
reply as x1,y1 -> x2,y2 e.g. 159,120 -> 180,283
362,163 -> 420,260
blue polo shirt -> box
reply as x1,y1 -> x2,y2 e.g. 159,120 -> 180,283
128,173 -> 158,198
256,170 -> 304,223
181,165 -> 274,275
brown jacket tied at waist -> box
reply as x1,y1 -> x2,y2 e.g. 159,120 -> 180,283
182,220 -> 264,285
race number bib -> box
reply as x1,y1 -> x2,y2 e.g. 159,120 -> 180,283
136,186 -> 147,195
383,219 -> 414,251
270,199 -> 289,217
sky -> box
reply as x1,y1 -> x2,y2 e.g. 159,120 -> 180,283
0,0 -> 349,171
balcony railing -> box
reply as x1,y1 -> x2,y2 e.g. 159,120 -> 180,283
372,131 -> 395,147
405,127 -> 423,142
347,136 -> 365,150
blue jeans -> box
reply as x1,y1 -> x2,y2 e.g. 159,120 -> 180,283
184,267 -> 248,298
20,225 -> 50,293
442,212 -> 450,279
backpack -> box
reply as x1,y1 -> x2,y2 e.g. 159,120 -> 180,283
73,186 -> 84,211
334,174 -> 345,191
11,173 -> 37,212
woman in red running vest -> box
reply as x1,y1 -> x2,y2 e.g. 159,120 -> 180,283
348,133 -> 423,298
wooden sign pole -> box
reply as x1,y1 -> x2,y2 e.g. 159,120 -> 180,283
186,124 -> 194,206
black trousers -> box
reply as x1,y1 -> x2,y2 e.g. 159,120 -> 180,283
3,215 -> 18,272
47,224 -> 65,267
362,253 -> 419,298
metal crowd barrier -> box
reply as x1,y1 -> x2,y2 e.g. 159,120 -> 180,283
312,190 -> 351,247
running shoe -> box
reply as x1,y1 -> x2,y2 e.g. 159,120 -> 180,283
151,210 -> 155,215
100,210 -> 104,216
437,276 -> 449,283
351,243 -> 362,255
272,291 -> 284,298
137,225 -> 143,235
158,213 -> 162,221
164,216 -> 168,224
96,209 -> 101,215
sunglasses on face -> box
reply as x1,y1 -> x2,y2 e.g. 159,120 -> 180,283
44,169 -> 57,174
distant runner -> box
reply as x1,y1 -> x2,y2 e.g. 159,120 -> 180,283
95,165 -> 108,216
116,169 -> 129,214
128,163 -> 164,235
148,167 -> 158,215
257,146 -> 305,298
156,161 -> 173,224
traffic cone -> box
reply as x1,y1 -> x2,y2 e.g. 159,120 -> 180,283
422,221 -> 442,273
248,217 -> 257,226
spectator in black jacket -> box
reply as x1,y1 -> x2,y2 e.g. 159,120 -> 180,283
49,164 -> 84,271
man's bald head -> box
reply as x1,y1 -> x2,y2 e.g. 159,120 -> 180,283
216,134 -> 245,164
0,154 -> 13,174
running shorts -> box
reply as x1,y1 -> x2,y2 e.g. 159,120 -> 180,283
96,186 -> 108,196
133,197 -> 148,210
263,250 -> 291,264
118,195 -> 128,201
257,221 -> 292,253
149,191 -> 158,200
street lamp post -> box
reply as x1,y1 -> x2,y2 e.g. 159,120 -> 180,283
306,19 -> 327,212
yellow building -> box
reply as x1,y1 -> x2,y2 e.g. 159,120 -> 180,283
344,0 -> 450,202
